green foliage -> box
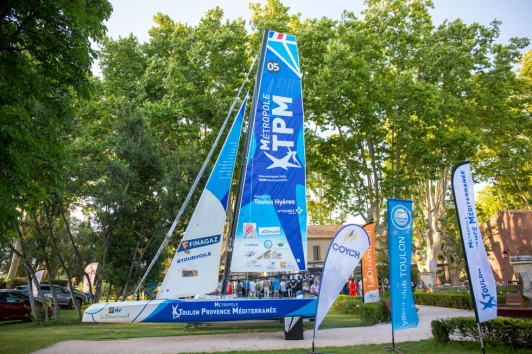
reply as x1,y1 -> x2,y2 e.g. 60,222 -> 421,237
358,301 -> 389,326
414,292 -> 506,309
2,0 -> 531,313
415,293 -> 473,309
331,294 -> 364,313
0,0 -> 112,236
431,316 -> 532,349
331,295 -> 389,325
0,277 -> 28,288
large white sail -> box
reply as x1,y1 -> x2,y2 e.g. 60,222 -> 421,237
157,99 -> 247,298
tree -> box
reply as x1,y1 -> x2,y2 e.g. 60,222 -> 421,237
0,0 -> 112,236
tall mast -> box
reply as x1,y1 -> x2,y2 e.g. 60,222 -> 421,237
222,29 -> 270,293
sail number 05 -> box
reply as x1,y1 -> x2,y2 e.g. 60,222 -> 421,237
266,60 -> 280,74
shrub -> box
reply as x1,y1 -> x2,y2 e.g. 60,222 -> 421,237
415,293 -> 472,309
358,301 -> 388,325
331,295 -> 363,314
331,295 -> 389,325
414,293 -> 506,309
432,316 -> 532,349
0,277 -> 28,288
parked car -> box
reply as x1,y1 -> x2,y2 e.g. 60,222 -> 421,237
72,288 -> 92,301
0,289 -> 52,321
39,285 -> 86,309
14,285 -> 29,293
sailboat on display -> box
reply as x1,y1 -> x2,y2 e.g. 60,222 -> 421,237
82,29 -> 316,324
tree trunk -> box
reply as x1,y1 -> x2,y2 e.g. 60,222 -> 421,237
6,239 -> 22,288
25,269 -> 38,320
11,232 -> 49,324
23,261 -> 49,324
46,264 -> 60,323
106,284 -> 112,302
94,227 -> 110,303
121,237 -> 141,301
60,206 -> 95,304
416,176 -> 448,288
49,225 -> 83,319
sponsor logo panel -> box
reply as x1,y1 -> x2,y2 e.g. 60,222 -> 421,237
178,235 -> 221,252
391,205 -> 411,230
176,252 -> 212,264
243,223 -> 257,239
258,226 -> 280,235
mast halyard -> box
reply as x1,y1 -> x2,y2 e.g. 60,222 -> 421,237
221,29 -> 271,294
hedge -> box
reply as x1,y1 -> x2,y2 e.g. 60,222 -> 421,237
414,293 -> 506,310
331,295 -> 389,325
1,277 -> 70,288
331,294 -> 364,313
0,277 -> 28,288
432,316 -> 532,349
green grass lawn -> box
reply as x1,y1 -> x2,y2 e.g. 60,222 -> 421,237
194,340 -> 532,354
0,306 -> 529,354
0,307 -> 363,353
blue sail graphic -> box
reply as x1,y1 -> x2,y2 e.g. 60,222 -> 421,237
231,31 -> 307,272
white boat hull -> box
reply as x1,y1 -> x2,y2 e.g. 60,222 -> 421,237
82,297 -> 316,323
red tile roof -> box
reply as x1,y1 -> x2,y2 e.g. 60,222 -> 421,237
307,225 -> 343,239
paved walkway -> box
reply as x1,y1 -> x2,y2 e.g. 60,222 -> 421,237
35,305 -> 474,353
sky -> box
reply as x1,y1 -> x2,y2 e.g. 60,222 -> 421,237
99,0 -> 530,219
103,0 -> 531,54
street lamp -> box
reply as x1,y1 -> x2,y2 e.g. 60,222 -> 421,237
502,249 -> 510,259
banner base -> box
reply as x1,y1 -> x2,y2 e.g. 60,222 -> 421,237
284,316 -> 304,340
382,347 -> 404,354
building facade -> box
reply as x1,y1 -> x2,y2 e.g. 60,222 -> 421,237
482,210 -> 532,282
306,225 -> 342,272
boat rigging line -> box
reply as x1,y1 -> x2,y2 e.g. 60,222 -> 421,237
132,55 -> 258,299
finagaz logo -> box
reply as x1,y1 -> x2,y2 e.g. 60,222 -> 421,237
172,304 -> 180,319
177,235 -> 221,252
391,205 -> 411,230
243,223 -> 257,239
259,227 -> 280,235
